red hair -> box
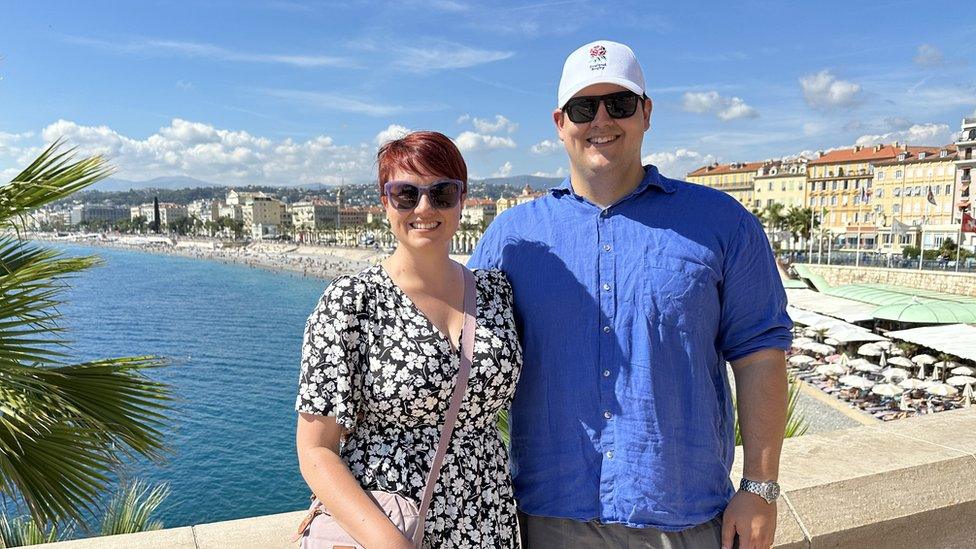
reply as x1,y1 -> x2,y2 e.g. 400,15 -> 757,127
376,131 -> 467,195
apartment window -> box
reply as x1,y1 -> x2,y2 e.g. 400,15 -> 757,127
809,197 -> 816,206
768,182 -> 773,191
893,204 -> 901,213
781,184 -> 787,191
841,213 -> 848,223
821,182 -> 827,191
831,181 -> 838,190
876,188 -> 884,198
893,188 -> 901,197
831,196 -> 838,206
820,197 -> 826,206
945,184 -> 951,195
843,180 -> 850,190
854,195 -> 860,205
895,170 -> 903,179
935,186 -> 941,195
842,195 -> 848,206
914,186 -> 922,196
877,171 -> 885,180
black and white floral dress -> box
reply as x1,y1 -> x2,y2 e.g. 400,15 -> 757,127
295,265 -> 522,548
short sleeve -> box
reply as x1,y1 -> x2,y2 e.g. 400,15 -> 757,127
717,212 -> 793,362
295,276 -> 368,431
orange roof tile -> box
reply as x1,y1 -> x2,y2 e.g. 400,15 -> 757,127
807,143 -> 933,165
686,161 -> 764,177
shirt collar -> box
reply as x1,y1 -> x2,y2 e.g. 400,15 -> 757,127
549,164 -> 677,198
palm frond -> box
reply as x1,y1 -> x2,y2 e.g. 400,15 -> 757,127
99,481 -> 169,536
0,514 -> 69,547
734,373 -> 808,446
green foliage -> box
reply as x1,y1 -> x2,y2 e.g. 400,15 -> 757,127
497,409 -> 510,447
0,141 -> 173,527
99,481 -> 169,536
902,245 -> 920,259
0,514 -> 66,547
734,374 -> 809,446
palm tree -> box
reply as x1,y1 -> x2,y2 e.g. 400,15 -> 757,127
0,141 -> 172,527
734,374 -> 809,445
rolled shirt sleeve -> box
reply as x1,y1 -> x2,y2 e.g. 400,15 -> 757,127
718,211 -> 793,362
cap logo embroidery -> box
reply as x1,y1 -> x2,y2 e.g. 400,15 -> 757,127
588,45 -> 607,71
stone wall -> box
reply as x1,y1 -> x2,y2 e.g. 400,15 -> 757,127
28,408 -> 976,549
801,263 -> 976,297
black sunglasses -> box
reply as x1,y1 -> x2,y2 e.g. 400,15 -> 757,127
383,179 -> 464,210
562,91 -> 643,124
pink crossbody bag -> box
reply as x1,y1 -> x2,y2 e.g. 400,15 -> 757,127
293,267 -> 478,549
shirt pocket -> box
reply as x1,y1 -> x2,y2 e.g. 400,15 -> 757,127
638,251 -> 711,332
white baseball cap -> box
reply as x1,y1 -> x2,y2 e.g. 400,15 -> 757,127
557,40 -> 646,109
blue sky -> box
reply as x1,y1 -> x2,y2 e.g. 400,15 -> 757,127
1,1 -> 975,186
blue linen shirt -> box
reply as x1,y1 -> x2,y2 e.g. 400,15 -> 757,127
468,165 -> 792,531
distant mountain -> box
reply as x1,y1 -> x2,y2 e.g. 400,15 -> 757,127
93,176 -> 224,192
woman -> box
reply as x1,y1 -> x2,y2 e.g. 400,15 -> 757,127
295,131 -> 522,548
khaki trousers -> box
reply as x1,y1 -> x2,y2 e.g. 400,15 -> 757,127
518,511 -> 734,549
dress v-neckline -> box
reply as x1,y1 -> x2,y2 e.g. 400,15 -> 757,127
379,265 -> 469,354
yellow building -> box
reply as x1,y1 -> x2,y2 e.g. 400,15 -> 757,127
686,161 -> 762,208
496,184 -> 544,215
753,159 -> 808,210
872,146 -> 957,252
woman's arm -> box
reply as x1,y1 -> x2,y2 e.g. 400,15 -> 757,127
296,413 -> 414,549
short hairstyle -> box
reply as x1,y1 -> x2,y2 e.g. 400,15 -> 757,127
376,131 -> 467,196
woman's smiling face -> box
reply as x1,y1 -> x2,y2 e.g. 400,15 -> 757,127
382,169 -> 464,252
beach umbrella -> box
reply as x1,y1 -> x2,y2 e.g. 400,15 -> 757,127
946,375 -> 976,387
917,363 -> 927,379
792,337 -> 814,346
805,343 -> 836,355
963,384 -> 974,408
882,368 -> 910,381
788,354 -> 816,366
912,354 -> 937,366
839,374 -> 875,389
933,361 -> 961,371
858,343 -> 883,357
824,337 -> 840,346
951,366 -> 976,376
888,347 -> 906,357
879,351 -> 887,369
816,363 -> 847,377
849,358 -> 880,373
825,354 -> 842,363
899,378 -> 927,390
887,356 -> 915,369
871,383 -> 904,397
926,383 -> 958,397
802,328 -> 819,339
874,341 -> 894,350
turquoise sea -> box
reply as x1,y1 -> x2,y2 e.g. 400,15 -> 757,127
48,243 -> 328,528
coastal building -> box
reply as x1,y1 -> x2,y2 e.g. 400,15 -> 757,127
806,143 -> 929,250
69,204 -> 128,226
954,117 -> 975,250
129,203 -> 188,226
497,184 -> 544,215
217,203 -> 243,222
686,161 -> 763,208
872,146 -> 957,253
290,200 -> 339,231
338,207 -> 369,228
226,190 -> 267,206
461,198 -> 497,227
188,199 -> 220,224
753,159 -> 808,210
242,196 -> 285,229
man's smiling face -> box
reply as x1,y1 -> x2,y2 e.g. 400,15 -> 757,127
553,83 -> 651,177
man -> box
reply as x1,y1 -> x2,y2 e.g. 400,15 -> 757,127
469,40 -> 791,549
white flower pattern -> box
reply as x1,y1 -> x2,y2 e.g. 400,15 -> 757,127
296,266 -> 522,548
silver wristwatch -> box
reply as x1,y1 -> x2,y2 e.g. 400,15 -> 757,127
739,478 -> 780,504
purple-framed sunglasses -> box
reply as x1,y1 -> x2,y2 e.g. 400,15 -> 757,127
383,179 -> 464,210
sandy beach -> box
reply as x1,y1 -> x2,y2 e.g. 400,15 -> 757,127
30,233 -> 472,281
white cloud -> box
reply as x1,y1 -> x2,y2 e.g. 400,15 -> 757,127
375,124 -> 411,146
532,167 -> 566,178
493,161 -> 513,178
454,131 -> 516,152
914,44 -> 944,67
67,36 -> 348,68
799,70 -> 862,110
175,80 -> 194,91
260,88 -> 406,117
642,148 -> 717,179
681,91 -> 758,121
855,123 -> 952,147
472,115 -> 518,134
456,114 -> 471,124
530,139 -> 561,155
26,118 -> 376,186
393,42 -> 513,72
803,121 -> 828,136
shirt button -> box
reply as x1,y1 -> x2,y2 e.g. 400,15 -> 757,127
603,244 -> 612,252
606,451 -> 614,459
603,326 -> 611,333
603,369 -> 611,377
604,411 -> 612,419
602,283 -> 611,291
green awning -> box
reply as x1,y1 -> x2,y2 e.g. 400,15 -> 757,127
871,301 -> 976,324
782,278 -> 808,289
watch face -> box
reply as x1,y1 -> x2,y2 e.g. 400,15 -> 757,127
768,483 -> 780,501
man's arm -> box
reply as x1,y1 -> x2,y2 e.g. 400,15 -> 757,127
722,347 -> 787,549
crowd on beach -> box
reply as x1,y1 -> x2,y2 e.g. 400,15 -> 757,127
786,332 -> 975,422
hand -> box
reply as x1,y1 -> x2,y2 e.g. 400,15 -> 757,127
721,490 -> 776,549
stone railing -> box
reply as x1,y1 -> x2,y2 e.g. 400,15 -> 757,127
799,263 -> 976,297
27,408 -> 976,548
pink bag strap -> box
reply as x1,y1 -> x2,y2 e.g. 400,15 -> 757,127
411,267 -> 477,547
